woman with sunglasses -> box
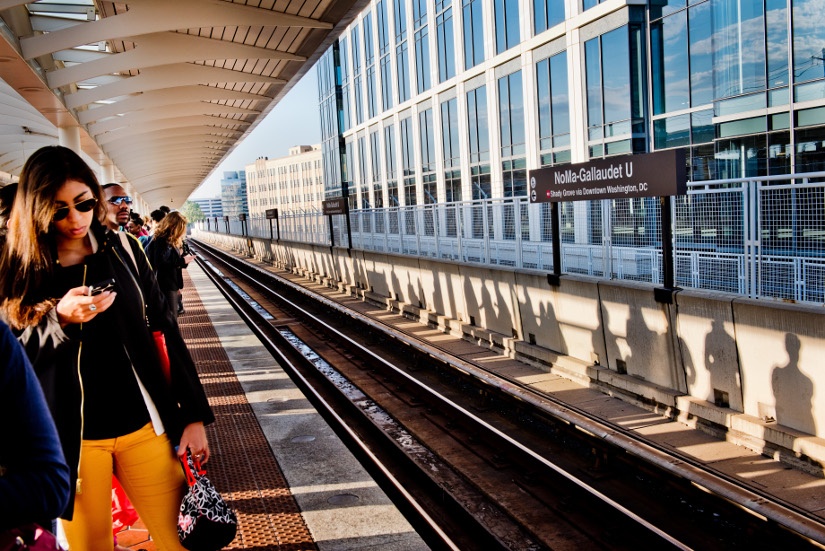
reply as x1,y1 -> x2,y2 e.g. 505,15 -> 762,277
0,146 -> 214,551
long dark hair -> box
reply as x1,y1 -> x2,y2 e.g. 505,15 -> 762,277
0,146 -> 107,329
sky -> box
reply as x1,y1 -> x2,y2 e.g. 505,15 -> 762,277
190,68 -> 321,199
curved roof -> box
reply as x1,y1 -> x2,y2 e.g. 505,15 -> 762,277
0,0 -> 358,207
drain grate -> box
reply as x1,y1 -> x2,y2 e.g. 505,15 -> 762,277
178,271 -> 318,550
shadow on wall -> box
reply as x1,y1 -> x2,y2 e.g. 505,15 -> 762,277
463,275 -> 479,326
539,298 -> 563,352
706,319 -> 739,409
771,333 -> 814,435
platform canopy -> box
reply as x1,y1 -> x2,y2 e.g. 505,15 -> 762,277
0,0 -> 359,207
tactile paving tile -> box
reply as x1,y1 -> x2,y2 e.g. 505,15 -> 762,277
177,271 -> 319,550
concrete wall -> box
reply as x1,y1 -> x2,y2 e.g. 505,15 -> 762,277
195,231 -> 825,447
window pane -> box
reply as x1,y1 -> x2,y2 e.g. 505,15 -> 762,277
691,109 -> 715,144
650,0 -> 686,20
585,37 -> 602,128
416,27 -> 431,93
437,7 -> 456,82
689,2 -> 713,105
793,0 -> 825,84
467,85 -> 489,162
534,0 -> 564,34
654,114 -> 690,149
463,0 -> 484,69
550,51 -> 570,138
495,0 -> 520,54
380,56 -> 393,110
498,75 -> 512,150
536,58 -> 551,142
766,0 -> 789,88
510,72 -> 525,153
397,43 -> 410,103
602,27 -> 631,125
712,0 -> 766,98
419,108 -> 435,171
795,125 -> 825,173
651,11 -> 689,115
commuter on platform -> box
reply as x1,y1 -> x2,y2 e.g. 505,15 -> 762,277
0,319 -> 70,531
102,183 -> 132,231
0,183 -> 17,238
126,214 -> 147,249
0,145 -> 214,551
142,209 -> 166,250
145,211 -> 194,320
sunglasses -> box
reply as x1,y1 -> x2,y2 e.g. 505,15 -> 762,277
53,197 -> 98,222
108,196 -> 133,206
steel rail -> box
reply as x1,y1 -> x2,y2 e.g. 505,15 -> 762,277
194,240 -> 696,550
194,254 -> 462,551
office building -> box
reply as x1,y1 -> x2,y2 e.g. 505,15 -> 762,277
191,197 -> 223,218
317,0 -> 825,256
221,170 -> 248,218
245,145 -> 324,217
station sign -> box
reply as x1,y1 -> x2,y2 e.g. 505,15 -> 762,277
265,208 -> 279,220
529,149 -> 686,203
322,198 -> 347,215
238,213 -> 247,221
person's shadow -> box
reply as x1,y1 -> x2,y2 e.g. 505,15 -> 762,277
771,333 -> 815,434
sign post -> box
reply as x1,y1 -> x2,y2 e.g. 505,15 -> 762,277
223,215 -> 229,234
529,150 -> 686,297
238,213 -> 247,237
265,208 -> 279,241
322,198 -> 347,248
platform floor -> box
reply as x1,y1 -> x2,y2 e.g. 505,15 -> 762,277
120,261 -> 427,550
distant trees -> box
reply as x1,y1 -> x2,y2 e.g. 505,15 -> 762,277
181,200 -> 205,223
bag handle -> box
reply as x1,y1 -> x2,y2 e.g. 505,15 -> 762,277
180,449 -> 206,487
117,231 -> 139,273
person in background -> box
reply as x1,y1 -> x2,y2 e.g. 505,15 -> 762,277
129,212 -> 149,239
145,211 -> 194,320
126,214 -> 147,249
0,145 -> 214,551
0,183 -> 17,238
141,209 -> 166,250
0,319 -> 70,532
102,183 -> 132,231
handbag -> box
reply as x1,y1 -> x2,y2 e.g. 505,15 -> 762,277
178,450 -> 237,551
0,523 -> 64,551
153,330 -> 171,384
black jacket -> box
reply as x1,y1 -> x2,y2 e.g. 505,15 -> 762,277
13,223 -> 214,519
145,237 -> 185,292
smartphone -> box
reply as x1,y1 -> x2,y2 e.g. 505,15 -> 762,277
89,278 -> 115,296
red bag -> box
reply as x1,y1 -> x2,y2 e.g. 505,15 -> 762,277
0,524 -> 64,551
153,330 -> 171,384
111,476 -> 139,536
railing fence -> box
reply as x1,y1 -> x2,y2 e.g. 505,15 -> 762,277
197,173 -> 825,305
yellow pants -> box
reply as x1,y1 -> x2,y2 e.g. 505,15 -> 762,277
62,423 -> 187,551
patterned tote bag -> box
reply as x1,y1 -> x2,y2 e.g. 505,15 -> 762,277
178,450 -> 237,551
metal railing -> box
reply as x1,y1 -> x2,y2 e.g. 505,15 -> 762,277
196,173 -> 825,304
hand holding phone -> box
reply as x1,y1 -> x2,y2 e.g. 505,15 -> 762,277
89,278 -> 116,296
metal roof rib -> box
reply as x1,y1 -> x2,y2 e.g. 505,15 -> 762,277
0,0 -> 357,206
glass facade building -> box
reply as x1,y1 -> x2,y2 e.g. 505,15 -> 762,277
220,170 -> 248,219
317,0 -> 825,260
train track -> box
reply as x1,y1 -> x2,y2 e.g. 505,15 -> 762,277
191,239 -> 825,551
